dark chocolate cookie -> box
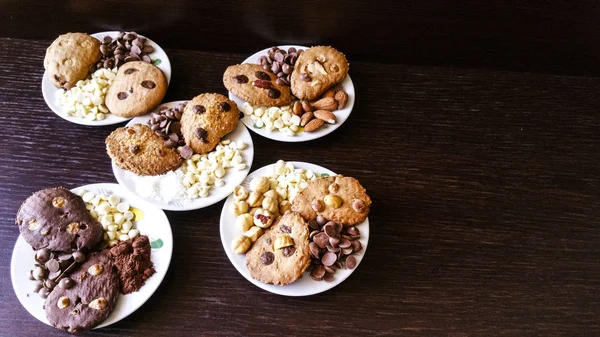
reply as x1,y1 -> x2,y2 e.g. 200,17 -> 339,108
16,187 -> 103,252
45,252 -> 120,333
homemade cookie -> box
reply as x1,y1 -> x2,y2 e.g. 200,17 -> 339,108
180,93 -> 240,154
291,175 -> 371,226
45,252 -> 119,333
290,46 -> 349,101
44,32 -> 101,89
106,123 -> 181,176
105,61 -> 167,118
223,64 -> 293,107
245,212 -> 311,285
16,187 -> 103,252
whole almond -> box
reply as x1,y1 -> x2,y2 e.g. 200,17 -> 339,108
304,118 -> 324,132
292,101 -> 303,116
313,110 -> 337,124
311,97 -> 337,111
301,101 -> 313,113
300,111 -> 314,126
323,89 -> 336,98
335,91 -> 348,110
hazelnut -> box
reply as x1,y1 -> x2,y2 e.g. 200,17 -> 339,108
89,297 -> 108,310
233,185 -> 249,201
28,219 -> 40,231
324,195 -> 343,209
66,222 -> 80,234
253,209 -> 273,229
249,207 -> 259,216
328,183 -> 340,194
236,213 -> 254,232
263,190 -> 278,200
249,176 -> 270,194
40,227 -> 50,236
352,199 -> 367,213
244,226 -> 263,242
52,197 -> 65,208
230,200 -> 249,217
279,200 -> 292,215
274,235 -> 294,250
247,191 -> 264,208
88,264 -> 104,276
311,199 -> 325,212
57,296 -> 70,309
231,235 -> 252,254
262,196 -> 279,215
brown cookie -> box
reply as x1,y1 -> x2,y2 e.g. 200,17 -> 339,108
290,46 -> 349,101
180,93 -> 240,154
45,252 -> 119,333
223,64 -> 293,107
105,123 -> 181,176
291,175 -> 371,226
245,212 -> 311,285
105,61 -> 167,118
16,187 -> 103,253
44,33 -> 102,89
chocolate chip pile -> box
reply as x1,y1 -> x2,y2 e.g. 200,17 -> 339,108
259,47 -> 304,86
148,103 -> 186,149
92,31 -> 154,71
308,216 -> 362,282
29,248 -> 85,299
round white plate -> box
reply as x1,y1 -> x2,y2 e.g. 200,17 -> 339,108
42,31 -> 172,126
112,101 -> 254,211
228,45 -> 355,142
11,183 -> 173,330
220,161 -> 369,296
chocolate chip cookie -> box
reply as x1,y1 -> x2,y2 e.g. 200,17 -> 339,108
45,252 -> 119,333
245,212 -> 311,285
290,46 -> 349,101
291,175 -> 371,226
223,64 -> 293,107
105,61 -> 167,118
16,187 -> 103,253
105,123 -> 182,176
180,93 -> 240,154
44,33 -> 102,89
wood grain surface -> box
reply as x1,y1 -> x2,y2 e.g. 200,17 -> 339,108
0,37 -> 599,336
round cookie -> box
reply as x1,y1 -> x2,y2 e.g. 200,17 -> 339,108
16,187 -> 103,252
223,63 -> 293,107
45,252 -> 120,333
180,93 -> 240,154
245,212 -> 311,285
290,46 -> 349,101
105,61 -> 167,118
291,175 -> 371,226
44,32 -> 102,89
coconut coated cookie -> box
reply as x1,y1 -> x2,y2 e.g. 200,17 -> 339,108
44,32 -> 102,89
290,46 -> 349,101
223,63 -> 293,107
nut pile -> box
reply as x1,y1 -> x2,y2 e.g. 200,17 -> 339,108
298,88 -> 349,132
56,67 -> 117,121
242,102 -> 301,136
28,248 -> 85,299
148,103 -> 187,149
259,46 -> 304,86
180,139 -> 248,199
308,216 -> 362,282
93,31 -> 154,71
78,190 -> 139,247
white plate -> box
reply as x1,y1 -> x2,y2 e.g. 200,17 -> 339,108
11,183 -> 173,330
42,31 -> 172,126
112,101 -> 254,211
219,162 -> 369,296
228,45 -> 355,142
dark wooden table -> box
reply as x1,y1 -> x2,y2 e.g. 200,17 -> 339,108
1,37 -> 599,336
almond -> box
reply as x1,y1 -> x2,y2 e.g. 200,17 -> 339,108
304,118 -> 324,132
313,110 -> 337,124
335,90 -> 348,110
301,101 -> 313,113
323,89 -> 336,99
300,111 -> 314,127
311,97 -> 337,111
292,101 -> 303,116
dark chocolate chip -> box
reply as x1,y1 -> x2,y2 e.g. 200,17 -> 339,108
194,127 -> 208,142
314,233 -> 329,249
46,259 -> 60,273
261,252 -> 275,265
124,68 -> 138,75
255,71 -> 271,80
180,146 -> 193,159
280,225 -> 291,234
321,252 -> 337,266
346,255 -> 357,269
193,105 -> 206,114
234,75 -> 249,84
58,278 -> 74,289
268,89 -> 281,98
117,92 -> 128,100
316,215 -> 327,226
311,265 -> 326,279
35,248 -> 51,263
309,242 -> 320,258
308,219 -> 319,230
141,80 -> 156,89
218,102 -> 231,112
323,272 -> 335,282
72,252 -> 86,263
129,144 -> 140,154
281,246 -> 296,257
38,287 -> 50,299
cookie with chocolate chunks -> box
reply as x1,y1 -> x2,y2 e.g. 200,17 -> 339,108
45,252 -> 119,333
180,93 -> 240,154
245,212 -> 310,285
16,187 -> 103,253
223,63 -> 293,107
106,123 -> 181,176
290,46 -> 349,101
105,61 -> 167,118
